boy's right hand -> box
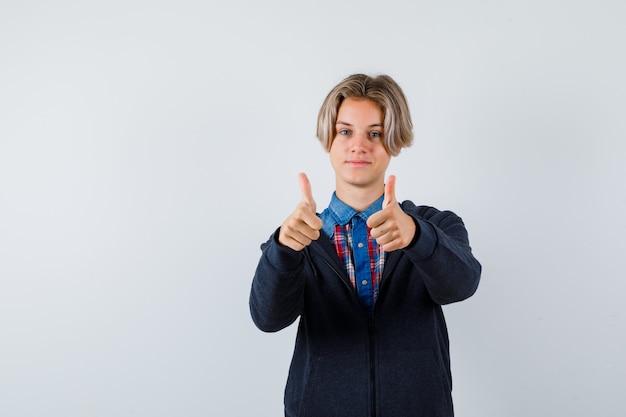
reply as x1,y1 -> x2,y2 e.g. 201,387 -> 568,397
278,173 -> 323,251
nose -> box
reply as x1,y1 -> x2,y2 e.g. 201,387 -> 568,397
350,131 -> 369,151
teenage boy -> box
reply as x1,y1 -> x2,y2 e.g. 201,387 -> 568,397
250,73 -> 481,417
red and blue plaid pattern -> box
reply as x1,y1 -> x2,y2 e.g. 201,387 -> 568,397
333,222 -> 385,310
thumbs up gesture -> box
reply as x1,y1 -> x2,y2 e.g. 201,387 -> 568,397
367,175 -> 417,252
278,173 -> 324,251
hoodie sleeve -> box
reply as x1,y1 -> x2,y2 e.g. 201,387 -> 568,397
249,228 -> 307,332
401,202 -> 482,305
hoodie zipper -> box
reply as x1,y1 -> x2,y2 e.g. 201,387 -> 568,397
320,255 -> 378,417
368,317 -> 377,417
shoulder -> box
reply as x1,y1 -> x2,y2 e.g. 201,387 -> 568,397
400,200 -> 465,227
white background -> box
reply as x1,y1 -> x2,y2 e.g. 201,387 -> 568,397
1,1 -> 625,416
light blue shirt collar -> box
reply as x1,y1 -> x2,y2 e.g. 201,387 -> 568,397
320,193 -> 384,238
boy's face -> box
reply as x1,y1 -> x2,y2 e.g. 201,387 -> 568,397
329,98 -> 391,193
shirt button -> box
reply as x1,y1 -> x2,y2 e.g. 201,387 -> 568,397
357,242 -> 364,248
362,280 -> 368,286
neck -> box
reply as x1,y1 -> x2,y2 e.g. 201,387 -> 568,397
335,182 -> 384,212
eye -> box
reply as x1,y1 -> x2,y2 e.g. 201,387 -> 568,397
338,129 -> 350,136
369,131 -> 382,140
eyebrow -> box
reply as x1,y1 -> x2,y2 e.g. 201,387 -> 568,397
336,120 -> 384,128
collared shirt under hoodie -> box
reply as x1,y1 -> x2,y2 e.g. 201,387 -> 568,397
320,193 -> 385,314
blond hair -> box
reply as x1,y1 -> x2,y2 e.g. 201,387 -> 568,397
316,74 -> 413,156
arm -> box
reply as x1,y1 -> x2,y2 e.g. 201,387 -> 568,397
367,176 -> 480,305
249,173 -> 322,332
249,231 -> 308,332
402,203 -> 481,305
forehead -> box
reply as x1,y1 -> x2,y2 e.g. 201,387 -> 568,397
336,98 -> 383,124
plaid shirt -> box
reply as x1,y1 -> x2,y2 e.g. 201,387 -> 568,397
320,193 -> 386,314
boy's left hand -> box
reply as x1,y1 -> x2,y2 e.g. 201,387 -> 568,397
367,175 -> 417,252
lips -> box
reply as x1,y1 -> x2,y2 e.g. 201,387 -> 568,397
347,160 -> 371,167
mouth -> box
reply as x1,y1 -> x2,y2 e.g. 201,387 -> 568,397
346,160 -> 371,167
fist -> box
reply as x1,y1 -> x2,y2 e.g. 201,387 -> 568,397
367,175 -> 417,252
278,173 -> 323,251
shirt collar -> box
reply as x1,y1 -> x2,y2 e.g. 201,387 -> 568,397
323,192 -> 384,233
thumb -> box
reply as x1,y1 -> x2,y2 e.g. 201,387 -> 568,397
383,175 -> 397,208
298,172 -> 316,208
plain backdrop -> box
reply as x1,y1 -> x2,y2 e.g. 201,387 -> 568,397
1,1 -> 625,416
